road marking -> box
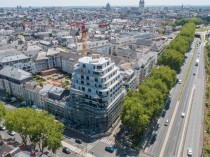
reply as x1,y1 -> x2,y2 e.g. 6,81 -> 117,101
177,86 -> 195,157
61,141 -> 96,157
159,101 -> 180,157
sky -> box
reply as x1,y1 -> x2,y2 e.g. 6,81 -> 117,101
1,0 -> 209,7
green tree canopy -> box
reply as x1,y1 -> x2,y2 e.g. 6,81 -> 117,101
175,17 -> 205,26
4,108 -> 64,154
158,49 -> 185,72
150,66 -> 176,89
0,101 -> 6,121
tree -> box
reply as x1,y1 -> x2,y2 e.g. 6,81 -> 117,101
150,66 -> 176,89
4,108 -> 64,154
121,97 -> 150,136
29,111 -> 64,155
4,108 -> 31,146
0,101 -> 6,121
158,49 -> 184,72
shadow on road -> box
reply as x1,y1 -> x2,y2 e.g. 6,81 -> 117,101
113,126 -> 140,157
63,128 -> 93,143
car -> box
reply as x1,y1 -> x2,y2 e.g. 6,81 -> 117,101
187,148 -> 192,156
193,72 -> 196,76
165,119 -> 169,126
62,147 -> 71,154
105,146 -> 114,153
75,139 -> 82,144
8,131 -> 15,136
181,112 -> 185,118
162,110 -> 166,117
178,79 -> 182,84
0,125 -> 6,131
0,139 -> 3,145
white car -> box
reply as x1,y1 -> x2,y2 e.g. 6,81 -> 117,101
8,131 -> 16,136
181,112 -> 185,118
187,148 -> 192,156
165,119 -> 169,126
0,125 -> 6,131
178,79 -> 182,84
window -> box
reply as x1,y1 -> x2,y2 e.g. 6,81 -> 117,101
95,78 -> 98,82
88,88 -> 91,92
81,81 -> 84,84
81,75 -> 84,79
83,64 -> 86,68
82,87 -> 85,91
86,76 -> 89,80
87,82 -> 90,85
97,65 -> 102,69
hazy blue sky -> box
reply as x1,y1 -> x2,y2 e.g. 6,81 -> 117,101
1,0 -> 209,7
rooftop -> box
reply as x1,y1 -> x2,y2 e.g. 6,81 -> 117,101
0,66 -> 32,81
0,54 -> 29,63
79,54 -> 111,65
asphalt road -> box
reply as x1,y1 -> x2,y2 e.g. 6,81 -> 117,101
145,38 -> 202,157
181,38 -> 205,157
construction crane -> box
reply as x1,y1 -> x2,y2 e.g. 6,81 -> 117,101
81,23 -> 87,57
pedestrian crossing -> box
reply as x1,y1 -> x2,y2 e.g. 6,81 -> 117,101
75,140 -> 98,157
100,138 -> 124,148
100,138 -> 115,145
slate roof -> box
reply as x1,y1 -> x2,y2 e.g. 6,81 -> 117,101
0,54 -> 29,63
0,66 -> 32,81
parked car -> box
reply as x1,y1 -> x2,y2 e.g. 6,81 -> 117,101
8,131 -> 16,136
162,110 -> 166,117
62,147 -> 71,154
0,139 -> 3,145
0,125 -> 6,131
75,139 -> 82,144
105,146 -> 114,153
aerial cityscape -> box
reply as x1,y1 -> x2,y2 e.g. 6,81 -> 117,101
0,0 -> 209,157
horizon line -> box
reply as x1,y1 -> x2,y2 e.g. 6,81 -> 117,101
1,4 -> 210,8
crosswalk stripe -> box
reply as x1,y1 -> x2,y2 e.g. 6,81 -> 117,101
75,140 -> 98,157
100,138 -> 115,145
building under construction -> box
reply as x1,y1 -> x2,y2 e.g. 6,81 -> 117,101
67,54 -> 125,133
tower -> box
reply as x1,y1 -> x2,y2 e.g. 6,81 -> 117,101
106,2 -> 111,11
139,0 -> 145,14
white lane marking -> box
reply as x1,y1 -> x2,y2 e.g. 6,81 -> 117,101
159,101 -> 180,157
177,86 -> 195,157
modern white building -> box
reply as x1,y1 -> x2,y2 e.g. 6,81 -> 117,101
68,54 -> 125,133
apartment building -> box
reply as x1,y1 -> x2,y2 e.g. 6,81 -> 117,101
0,66 -> 33,96
0,54 -> 33,73
68,54 -> 126,133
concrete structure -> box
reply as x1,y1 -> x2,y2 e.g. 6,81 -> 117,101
68,54 -> 125,133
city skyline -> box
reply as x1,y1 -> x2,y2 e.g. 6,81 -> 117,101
1,0 -> 209,7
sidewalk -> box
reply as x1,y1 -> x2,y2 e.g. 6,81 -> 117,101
61,141 -> 95,157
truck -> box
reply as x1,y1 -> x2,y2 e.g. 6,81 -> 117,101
195,59 -> 199,66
